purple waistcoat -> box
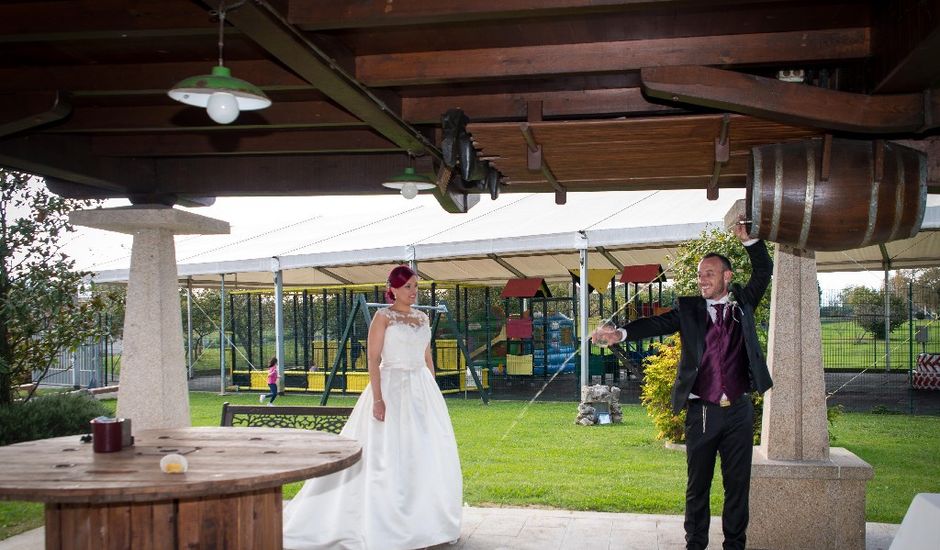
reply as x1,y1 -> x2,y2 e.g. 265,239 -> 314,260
691,304 -> 750,404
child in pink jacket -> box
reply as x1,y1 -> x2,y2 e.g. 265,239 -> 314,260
260,357 -> 278,405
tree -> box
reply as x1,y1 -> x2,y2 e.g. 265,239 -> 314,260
914,267 -> 940,295
668,227 -> 773,342
840,285 -> 906,339
0,168 -> 104,404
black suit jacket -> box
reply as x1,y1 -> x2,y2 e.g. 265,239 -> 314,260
621,241 -> 773,413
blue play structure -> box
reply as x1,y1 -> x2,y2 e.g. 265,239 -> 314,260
532,312 -> 576,375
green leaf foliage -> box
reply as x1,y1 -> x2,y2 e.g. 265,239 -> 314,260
0,391 -> 110,446
639,337 -> 686,442
0,168 -> 104,404
839,286 -> 907,339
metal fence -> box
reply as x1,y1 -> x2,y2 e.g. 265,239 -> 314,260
35,337 -> 118,388
820,282 -> 940,414
37,282 -> 940,415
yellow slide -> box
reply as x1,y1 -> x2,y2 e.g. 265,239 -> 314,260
468,326 -> 507,360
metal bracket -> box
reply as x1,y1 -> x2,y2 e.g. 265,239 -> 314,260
708,114 -> 731,200
520,122 -> 567,205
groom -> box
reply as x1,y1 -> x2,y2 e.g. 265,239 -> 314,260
592,220 -> 773,550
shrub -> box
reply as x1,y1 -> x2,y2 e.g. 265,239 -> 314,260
0,391 -> 110,446
640,338 -> 685,443
828,404 -> 845,441
640,338 -> 764,445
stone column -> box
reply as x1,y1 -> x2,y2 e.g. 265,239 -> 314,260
70,206 -> 229,430
760,245 -> 830,461
749,244 -> 873,550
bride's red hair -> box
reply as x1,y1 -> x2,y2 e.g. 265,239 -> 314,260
385,265 -> 416,303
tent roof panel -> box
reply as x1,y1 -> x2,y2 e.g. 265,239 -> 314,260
81,191 -> 940,288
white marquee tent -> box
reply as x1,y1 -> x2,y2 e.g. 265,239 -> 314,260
77,190 -> 940,289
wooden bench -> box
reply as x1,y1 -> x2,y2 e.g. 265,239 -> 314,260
220,402 -> 354,434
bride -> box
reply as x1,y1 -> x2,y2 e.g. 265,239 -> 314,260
283,265 -> 463,549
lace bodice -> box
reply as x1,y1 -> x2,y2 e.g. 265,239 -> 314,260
377,307 -> 431,369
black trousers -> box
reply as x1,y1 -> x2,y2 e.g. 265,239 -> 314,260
683,398 -> 754,550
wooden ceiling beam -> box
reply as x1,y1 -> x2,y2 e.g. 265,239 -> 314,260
0,61 -> 309,95
91,129 -> 400,157
215,1 -> 470,212
641,65 -> 934,134
0,134 -> 152,192
872,0 -> 940,93
50,101 -> 365,133
287,0 -> 797,29
0,1 -> 213,36
402,88 -> 679,124
151,153 -> 413,195
356,28 -> 870,86
0,92 -> 71,138
219,1 -> 432,154
502,174 -> 745,192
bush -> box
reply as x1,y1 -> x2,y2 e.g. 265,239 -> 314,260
0,391 -> 110,446
640,338 -> 764,445
640,338 -> 685,443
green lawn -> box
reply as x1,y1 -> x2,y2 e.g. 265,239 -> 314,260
821,319 -> 940,371
2,392 -> 938,540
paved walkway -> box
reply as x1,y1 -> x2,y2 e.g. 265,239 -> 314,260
0,505 -> 898,550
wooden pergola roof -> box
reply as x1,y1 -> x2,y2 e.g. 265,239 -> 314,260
2,1 -> 939,212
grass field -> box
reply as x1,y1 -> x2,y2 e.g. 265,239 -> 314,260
820,319 -> 940,371
3,391 -> 938,540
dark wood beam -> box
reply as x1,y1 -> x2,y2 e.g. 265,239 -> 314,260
872,0 -> 940,93
215,1 -> 464,211
0,61 -> 309,95
151,153 -> 413,195
0,135 -> 152,192
0,92 -> 71,138
641,65 -> 934,134
287,0 -> 797,29
402,88 -> 679,124
0,1 -> 214,37
219,1 -> 432,153
356,28 -> 870,86
49,101 -> 365,133
501,174 -> 747,192
91,129 -> 399,157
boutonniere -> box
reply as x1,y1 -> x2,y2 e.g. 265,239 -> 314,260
727,299 -> 741,322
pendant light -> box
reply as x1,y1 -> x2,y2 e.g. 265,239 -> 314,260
382,167 -> 436,199
168,1 -> 271,124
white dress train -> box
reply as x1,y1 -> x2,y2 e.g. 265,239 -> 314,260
283,307 -> 463,550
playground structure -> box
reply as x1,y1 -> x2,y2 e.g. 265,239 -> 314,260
215,269 -> 667,401
226,282 -> 495,400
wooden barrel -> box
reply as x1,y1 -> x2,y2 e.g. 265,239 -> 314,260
746,138 -> 926,251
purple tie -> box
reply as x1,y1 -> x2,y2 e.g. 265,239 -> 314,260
713,303 -> 725,328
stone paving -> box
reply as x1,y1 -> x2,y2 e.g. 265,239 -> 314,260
0,505 -> 898,550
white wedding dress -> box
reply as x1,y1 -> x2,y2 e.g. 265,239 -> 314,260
283,307 -> 463,550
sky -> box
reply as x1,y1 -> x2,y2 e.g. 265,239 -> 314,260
55,191 -> 913,292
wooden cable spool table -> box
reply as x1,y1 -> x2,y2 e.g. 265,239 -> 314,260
0,427 -> 361,549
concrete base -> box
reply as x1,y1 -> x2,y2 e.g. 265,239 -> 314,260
749,446 -> 874,550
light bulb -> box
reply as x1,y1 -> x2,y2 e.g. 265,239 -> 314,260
206,92 -> 239,124
400,181 -> 419,199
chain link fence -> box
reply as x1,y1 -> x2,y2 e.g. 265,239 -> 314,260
821,282 -> 940,414
37,281 -> 940,415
